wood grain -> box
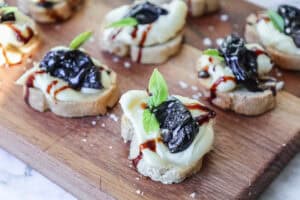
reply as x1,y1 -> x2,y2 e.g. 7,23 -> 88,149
0,0 -> 299,200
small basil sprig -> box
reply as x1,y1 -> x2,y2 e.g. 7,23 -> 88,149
267,10 -> 284,32
203,49 -> 224,61
1,6 -> 18,14
143,69 -> 168,134
69,31 -> 92,50
106,17 -> 138,29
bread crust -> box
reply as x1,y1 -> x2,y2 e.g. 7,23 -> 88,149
197,78 -> 277,116
101,31 -> 183,64
121,115 -> 204,184
245,14 -> 300,71
23,71 -> 120,118
18,0 -> 82,23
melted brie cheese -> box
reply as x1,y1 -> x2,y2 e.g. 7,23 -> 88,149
103,0 -> 187,47
120,90 -> 214,167
16,47 -> 114,102
197,44 -> 273,92
0,8 -> 38,66
256,19 -> 300,55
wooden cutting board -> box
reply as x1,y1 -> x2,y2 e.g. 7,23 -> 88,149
1,0 -> 300,200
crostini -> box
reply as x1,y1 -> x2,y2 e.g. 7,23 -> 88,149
16,32 -> 120,117
120,69 -> 215,184
135,0 -> 220,17
245,5 -> 300,70
196,34 -> 284,116
101,0 -> 187,64
18,0 -> 83,23
0,5 -> 39,67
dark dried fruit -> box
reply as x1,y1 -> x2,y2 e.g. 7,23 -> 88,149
0,12 -> 15,22
40,49 -> 103,90
128,2 -> 168,25
152,97 -> 199,153
36,1 -> 56,8
278,5 -> 300,47
219,34 -> 262,92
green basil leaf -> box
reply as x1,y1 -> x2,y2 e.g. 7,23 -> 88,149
1,6 -> 17,14
203,49 -> 224,61
143,109 -> 160,134
267,10 -> 284,32
148,69 -> 168,108
69,31 -> 92,50
106,17 -> 138,29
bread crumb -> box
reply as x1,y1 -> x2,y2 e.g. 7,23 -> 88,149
203,37 -> 212,47
220,14 -> 229,22
179,81 -> 188,89
190,192 -> 196,198
101,123 -> 106,127
136,189 -> 141,195
216,38 -> 224,46
113,56 -> 120,63
81,138 -> 87,143
124,61 -> 131,68
91,121 -> 97,126
135,177 -> 140,181
282,143 -> 286,147
108,146 -> 113,149
191,86 -> 198,91
109,114 -> 119,122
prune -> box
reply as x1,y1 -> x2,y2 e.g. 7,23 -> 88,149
128,2 -> 168,25
40,49 -> 103,90
0,12 -> 15,22
219,34 -> 262,92
36,1 -> 56,8
278,5 -> 300,47
152,97 -> 199,153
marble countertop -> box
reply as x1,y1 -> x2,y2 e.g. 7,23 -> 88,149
1,0 -> 299,199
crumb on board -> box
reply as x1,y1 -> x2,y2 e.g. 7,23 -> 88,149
190,192 -> 196,199
179,81 -> 189,89
203,37 -> 212,46
113,56 -> 120,63
220,14 -> 229,22
124,61 -> 131,69
91,120 -> 97,126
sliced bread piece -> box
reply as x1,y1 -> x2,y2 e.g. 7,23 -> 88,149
18,0 -> 82,23
245,14 -> 300,71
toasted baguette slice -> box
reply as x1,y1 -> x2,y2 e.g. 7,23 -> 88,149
200,87 -> 277,116
18,0 -> 82,23
245,14 -> 300,71
0,35 -> 40,67
17,68 -> 120,118
121,115 -> 204,184
101,32 -> 183,64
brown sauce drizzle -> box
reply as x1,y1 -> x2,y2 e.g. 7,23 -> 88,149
185,103 -> 216,125
24,70 -> 46,104
131,26 -> 138,39
209,76 -> 236,102
132,138 -> 162,168
111,28 -> 123,40
5,23 -> 34,44
46,80 -> 58,94
53,85 -> 70,99
137,25 -> 152,63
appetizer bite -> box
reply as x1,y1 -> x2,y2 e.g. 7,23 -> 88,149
120,69 -> 215,184
18,0 -> 83,23
16,32 -> 119,117
101,0 -> 187,64
135,0 -> 220,17
245,5 -> 300,70
0,5 -> 39,67
196,35 -> 284,116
